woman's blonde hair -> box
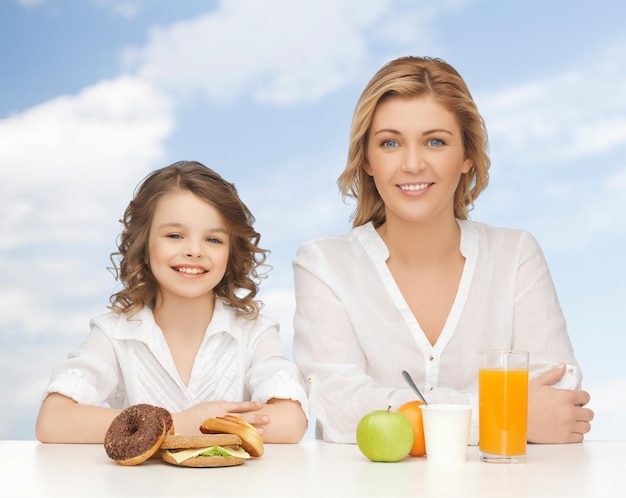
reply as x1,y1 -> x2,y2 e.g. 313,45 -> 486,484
109,161 -> 268,318
338,56 -> 490,227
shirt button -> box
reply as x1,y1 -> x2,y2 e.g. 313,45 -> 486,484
307,377 -> 314,384
428,355 -> 434,362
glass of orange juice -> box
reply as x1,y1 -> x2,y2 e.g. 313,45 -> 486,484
478,350 -> 529,463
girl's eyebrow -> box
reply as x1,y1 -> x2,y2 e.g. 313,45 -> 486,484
157,222 -> 229,233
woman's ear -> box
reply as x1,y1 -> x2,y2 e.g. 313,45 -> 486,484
363,161 -> 373,176
462,158 -> 472,174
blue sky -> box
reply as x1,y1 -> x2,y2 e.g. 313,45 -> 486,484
1,0 -> 625,440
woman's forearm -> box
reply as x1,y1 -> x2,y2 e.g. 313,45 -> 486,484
259,398 -> 308,443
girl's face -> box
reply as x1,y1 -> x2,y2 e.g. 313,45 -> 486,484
365,95 -> 471,226
147,190 -> 230,306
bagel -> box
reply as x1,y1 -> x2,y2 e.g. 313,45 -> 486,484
160,433 -> 249,467
104,404 -> 173,466
199,415 -> 264,457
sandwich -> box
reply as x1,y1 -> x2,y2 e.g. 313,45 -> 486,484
200,414 -> 264,457
160,433 -> 251,467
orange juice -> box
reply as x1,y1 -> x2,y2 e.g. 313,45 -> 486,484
479,368 -> 528,457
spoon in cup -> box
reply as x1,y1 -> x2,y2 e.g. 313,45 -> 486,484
401,370 -> 428,405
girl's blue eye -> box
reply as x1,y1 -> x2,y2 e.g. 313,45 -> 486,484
207,237 -> 222,244
167,233 -> 183,239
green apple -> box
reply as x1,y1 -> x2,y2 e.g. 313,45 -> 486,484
356,406 -> 413,462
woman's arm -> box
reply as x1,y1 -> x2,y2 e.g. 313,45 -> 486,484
513,232 -> 594,442
292,252 -> 417,443
249,398 -> 307,443
527,365 -> 594,443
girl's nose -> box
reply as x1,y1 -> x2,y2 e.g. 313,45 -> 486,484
185,240 -> 202,258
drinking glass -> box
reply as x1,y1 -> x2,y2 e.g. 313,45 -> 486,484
478,350 -> 529,463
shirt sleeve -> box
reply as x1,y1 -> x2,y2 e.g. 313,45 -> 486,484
243,316 -> 310,420
42,323 -> 122,406
293,244 -> 416,443
512,232 -> 582,388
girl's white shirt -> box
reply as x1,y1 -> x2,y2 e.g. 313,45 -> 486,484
44,298 -> 309,418
292,220 -> 581,445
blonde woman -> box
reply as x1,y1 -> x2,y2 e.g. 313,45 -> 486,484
293,56 -> 593,445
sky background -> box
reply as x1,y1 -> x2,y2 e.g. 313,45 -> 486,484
1,0 -> 625,441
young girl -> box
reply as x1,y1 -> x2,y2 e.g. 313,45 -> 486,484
36,161 -> 308,443
292,56 -> 593,445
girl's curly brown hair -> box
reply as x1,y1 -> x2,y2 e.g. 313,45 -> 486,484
109,161 -> 268,318
338,56 -> 490,227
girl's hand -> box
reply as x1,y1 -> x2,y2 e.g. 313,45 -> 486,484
527,365 -> 594,443
172,400 -> 264,434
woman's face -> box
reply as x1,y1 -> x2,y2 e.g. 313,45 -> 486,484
365,95 -> 471,226
147,190 -> 230,307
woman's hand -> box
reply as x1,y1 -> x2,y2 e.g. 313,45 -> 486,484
527,365 -> 594,443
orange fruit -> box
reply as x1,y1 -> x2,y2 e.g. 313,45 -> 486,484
397,400 -> 426,456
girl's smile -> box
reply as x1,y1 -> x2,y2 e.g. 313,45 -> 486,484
173,265 -> 209,276
148,190 -> 230,305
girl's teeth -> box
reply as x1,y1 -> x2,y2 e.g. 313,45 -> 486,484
177,267 -> 205,274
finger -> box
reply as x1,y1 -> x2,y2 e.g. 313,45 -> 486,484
225,401 -> 264,413
567,431 -> 585,443
576,406 -> 594,422
247,413 -> 270,426
531,364 -> 566,387
572,390 -> 591,407
572,420 -> 592,435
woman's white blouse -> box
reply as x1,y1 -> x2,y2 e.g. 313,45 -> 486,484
292,220 -> 581,444
44,299 -> 309,417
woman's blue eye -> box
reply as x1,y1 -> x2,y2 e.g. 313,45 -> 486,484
382,139 -> 399,148
426,138 -> 444,147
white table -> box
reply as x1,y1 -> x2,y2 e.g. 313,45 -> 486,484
2,440 -> 624,497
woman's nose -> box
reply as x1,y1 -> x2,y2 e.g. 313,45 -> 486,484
402,145 -> 425,173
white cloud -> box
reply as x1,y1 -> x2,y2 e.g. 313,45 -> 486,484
121,0 -> 462,106
480,40 -> 626,167
0,75 -> 175,343
0,75 -> 174,250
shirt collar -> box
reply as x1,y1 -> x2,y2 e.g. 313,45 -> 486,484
110,298 -> 242,343
354,219 -> 476,260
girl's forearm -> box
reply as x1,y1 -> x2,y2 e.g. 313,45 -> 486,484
35,393 -> 120,444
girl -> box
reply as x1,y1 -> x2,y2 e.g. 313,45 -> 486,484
292,56 -> 593,445
36,161 -> 308,443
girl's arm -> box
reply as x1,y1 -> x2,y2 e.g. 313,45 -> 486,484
35,392 -> 121,443
36,393 -> 283,443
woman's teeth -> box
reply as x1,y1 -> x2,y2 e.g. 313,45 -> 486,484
400,183 -> 430,191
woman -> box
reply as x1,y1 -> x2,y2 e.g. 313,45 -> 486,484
292,56 -> 593,445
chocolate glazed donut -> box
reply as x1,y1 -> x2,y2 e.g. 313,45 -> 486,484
104,404 -> 174,466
